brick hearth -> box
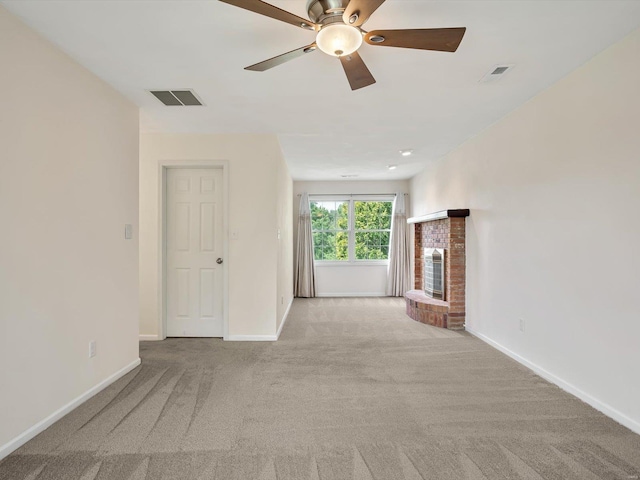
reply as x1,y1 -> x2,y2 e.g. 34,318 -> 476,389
405,210 -> 469,330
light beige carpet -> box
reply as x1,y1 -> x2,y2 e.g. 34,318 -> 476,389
1,297 -> 639,479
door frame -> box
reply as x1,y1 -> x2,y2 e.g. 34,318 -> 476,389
158,160 -> 229,340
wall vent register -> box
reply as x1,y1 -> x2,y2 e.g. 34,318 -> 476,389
479,64 -> 514,83
149,89 -> 203,106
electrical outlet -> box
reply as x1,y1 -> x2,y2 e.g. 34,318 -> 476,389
89,340 -> 96,358
519,318 -> 525,333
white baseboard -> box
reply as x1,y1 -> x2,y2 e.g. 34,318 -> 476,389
0,358 -> 141,460
316,292 -> 385,297
276,298 -> 294,340
139,334 -> 161,341
226,335 -> 277,341
465,326 -> 640,436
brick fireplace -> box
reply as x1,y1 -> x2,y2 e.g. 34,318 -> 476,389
405,209 -> 469,330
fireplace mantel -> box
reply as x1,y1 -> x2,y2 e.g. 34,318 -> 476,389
407,209 -> 470,224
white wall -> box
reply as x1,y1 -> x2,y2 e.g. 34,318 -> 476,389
276,155 -> 294,331
294,180 -> 409,296
410,28 -> 640,433
0,6 -> 140,455
139,133 -> 289,339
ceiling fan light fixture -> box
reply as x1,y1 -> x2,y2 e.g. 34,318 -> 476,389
316,24 -> 363,57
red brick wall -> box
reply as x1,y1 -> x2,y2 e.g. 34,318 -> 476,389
414,223 -> 422,290
422,218 -> 449,249
447,217 -> 466,329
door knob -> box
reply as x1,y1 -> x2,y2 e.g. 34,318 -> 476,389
216,258 -> 223,264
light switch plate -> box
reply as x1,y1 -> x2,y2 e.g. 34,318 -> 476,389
125,224 -> 133,239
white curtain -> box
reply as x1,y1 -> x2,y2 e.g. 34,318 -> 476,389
386,193 -> 410,296
294,193 -> 316,297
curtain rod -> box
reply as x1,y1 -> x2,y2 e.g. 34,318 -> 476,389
297,193 -> 400,197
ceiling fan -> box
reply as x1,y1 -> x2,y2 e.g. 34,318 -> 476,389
219,0 -> 466,90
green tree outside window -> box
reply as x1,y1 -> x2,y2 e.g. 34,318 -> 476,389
354,201 -> 392,260
310,201 -> 349,260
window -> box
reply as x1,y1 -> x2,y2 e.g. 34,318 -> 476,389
310,197 -> 393,262
354,200 -> 392,260
310,200 -> 349,261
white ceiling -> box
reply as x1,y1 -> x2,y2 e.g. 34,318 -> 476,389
3,0 -> 640,180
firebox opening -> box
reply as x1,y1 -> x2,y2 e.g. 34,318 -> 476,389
424,248 -> 445,300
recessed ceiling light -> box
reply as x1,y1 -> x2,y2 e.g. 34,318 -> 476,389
399,149 -> 413,157
387,165 -> 397,170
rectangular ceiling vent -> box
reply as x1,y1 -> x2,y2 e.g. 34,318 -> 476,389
150,90 -> 203,106
479,64 -> 515,84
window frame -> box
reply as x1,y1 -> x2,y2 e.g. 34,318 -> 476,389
309,195 -> 395,265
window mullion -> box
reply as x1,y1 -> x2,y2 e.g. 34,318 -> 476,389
347,199 -> 353,262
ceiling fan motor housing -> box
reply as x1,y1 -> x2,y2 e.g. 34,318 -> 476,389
306,0 -> 350,24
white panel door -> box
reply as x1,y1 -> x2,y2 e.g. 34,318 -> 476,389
166,168 -> 223,337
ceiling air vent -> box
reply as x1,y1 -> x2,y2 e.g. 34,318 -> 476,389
150,90 -> 203,106
479,64 -> 514,84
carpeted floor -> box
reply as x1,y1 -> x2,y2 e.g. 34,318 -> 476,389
1,297 -> 639,479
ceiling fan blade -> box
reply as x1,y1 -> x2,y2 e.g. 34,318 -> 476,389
219,0 -> 318,31
342,0 -> 386,27
245,44 -> 317,71
339,51 -> 376,91
365,27 -> 466,52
